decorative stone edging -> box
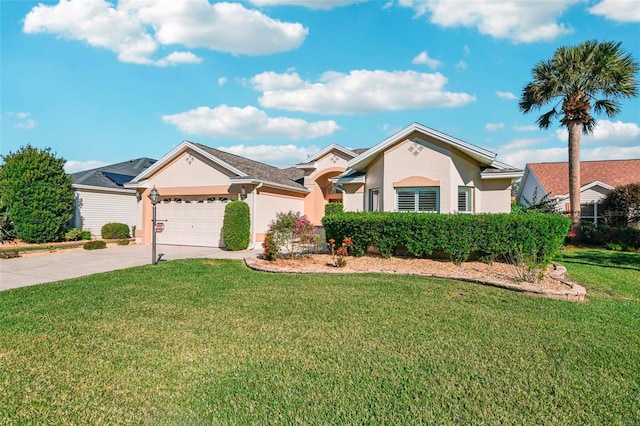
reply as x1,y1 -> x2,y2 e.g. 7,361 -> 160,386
244,257 -> 587,302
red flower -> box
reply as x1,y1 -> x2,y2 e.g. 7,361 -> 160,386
568,230 -> 577,238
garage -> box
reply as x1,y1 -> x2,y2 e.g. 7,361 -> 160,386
156,196 -> 228,247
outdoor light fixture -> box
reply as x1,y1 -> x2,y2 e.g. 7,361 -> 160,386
241,185 -> 247,200
149,186 -> 160,265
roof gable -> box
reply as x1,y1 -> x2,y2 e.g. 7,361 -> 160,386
295,144 -> 360,169
526,159 -> 640,197
129,141 -> 307,192
349,122 -> 497,170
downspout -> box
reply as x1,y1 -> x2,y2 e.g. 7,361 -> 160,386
250,183 -> 263,249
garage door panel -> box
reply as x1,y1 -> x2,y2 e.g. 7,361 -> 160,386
156,197 -> 228,247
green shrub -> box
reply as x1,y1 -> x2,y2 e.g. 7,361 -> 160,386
601,182 -> 640,226
64,228 -> 85,241
117,239 -> 130,246
324,202 -> 344,216
83,240 -> 106,250
222,201 -> 250,251
322,212 -> 570,266
101,223 -> 130,239
581,222 -> 640,250
81,230 -> 92,240
0,145 -> 75,243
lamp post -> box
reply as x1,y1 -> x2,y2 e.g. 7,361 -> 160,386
149,186 -> 160,265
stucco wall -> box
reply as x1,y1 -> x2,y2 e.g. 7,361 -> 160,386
151,151 -> 233,188
478,179 -> 512,213
254,190 -> 305,236
342,183 -> 365,212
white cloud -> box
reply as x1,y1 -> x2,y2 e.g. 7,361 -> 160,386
455,60 -> 467,69
253,70 -> 475,114
411,51 -> 442,69
248,0 -> 367,9
162,105 -> 340,140
555,120 -> 640,146
485,123 -> 504,132
500,146 -> 567,169
15,119 -> 38,130
6,111 -> 38,129
463,45 -> 470,55
64,160 -> 110,173
589,0 -> 640,23
398,0 -> 578,43
496,90 -> 517,100
218,77 -> 227,86
512,125 -> 539,132
216,144 -> 320,168
23,0 -> 308,65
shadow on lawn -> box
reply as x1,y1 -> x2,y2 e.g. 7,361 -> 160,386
560,249 -> 640,272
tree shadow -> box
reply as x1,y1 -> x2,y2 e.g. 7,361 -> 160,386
560,250 -> 640,271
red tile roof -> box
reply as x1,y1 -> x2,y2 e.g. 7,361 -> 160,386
527,159 -> 640,197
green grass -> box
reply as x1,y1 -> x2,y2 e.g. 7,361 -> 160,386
1,251 -> 639,424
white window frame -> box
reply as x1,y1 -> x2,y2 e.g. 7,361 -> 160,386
369,189 -> 380,212
396,187 -> 440,213
457,186 -> 473,213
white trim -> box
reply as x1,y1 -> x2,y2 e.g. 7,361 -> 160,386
130,141 -> 248,183
348,122 -> 496,170
555,180 -> 614,199
73,184 -> 136,195
481,171 -> 523,180
230,178 -> 309,194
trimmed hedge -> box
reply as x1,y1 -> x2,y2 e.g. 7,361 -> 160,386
101,223 -> 130,239
83,240 -> 106,250
222,201 -> 250,251
322,212 -> 570,265
324,202 -> 344,216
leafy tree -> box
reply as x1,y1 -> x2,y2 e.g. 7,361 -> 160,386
0,145 -> 75,243
519,40 -> 638,237
601,182 -> 640,226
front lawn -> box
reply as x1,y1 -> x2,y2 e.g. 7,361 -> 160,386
1,250 -> 638,424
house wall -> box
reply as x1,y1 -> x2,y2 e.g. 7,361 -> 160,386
255,189 -> 306,237
377,136 -> 486,213
303,152 -> 350,224
364,155 -> 384,211
74,189 -> 137,238
342,183 -> 365,212
151,151 -> 234,187
478,179 -> 513,213
517,168 -> 547,207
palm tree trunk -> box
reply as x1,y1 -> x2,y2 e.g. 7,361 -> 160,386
567,120 -> 582,240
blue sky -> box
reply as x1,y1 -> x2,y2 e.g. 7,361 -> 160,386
2,0 -> 639,173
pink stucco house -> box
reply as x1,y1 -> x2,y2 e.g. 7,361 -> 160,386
125,122 -> 522,248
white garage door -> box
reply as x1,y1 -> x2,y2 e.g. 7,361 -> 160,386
156,196 -> 228,247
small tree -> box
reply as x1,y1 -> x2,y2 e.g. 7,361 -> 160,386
601,182 -> 640,226
0,145 -> 75,243
222,200 -> 250,250
264,211 -> 317,259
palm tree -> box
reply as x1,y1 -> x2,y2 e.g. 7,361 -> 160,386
519,40 -> 638,238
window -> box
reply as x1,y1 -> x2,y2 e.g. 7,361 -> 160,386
396,187 -> 439,212
458,187 -> 472,213
369,189 -> 380,211
581,202 -> 604,224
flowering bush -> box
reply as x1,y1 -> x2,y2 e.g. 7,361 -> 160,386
263,211 -> 319,260
328,237 -> 352,267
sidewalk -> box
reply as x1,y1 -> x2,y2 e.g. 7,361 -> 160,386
0,244 -> 262,291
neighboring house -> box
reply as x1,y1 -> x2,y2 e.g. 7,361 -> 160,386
516,159 -> 640,223
126,122 -> 521,248
71,158 -> 156,237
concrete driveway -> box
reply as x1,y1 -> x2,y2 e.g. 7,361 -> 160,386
0,244 -> 262,291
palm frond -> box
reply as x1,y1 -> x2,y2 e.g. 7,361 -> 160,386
536,109 -> 558,130
593,99 -> 621,117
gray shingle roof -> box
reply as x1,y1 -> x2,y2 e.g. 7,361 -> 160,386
72,158 -> 156,189
193,143 -> 307,190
